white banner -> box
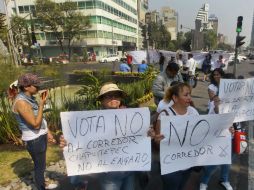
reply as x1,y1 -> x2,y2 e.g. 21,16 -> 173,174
160,113 -> 234,175
219,78 -> 254,122
60,108 -> 151,176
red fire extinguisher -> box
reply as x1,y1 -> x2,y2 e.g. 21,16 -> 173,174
233,131 -> 247,154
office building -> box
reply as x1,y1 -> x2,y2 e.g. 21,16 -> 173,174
161,7 -> 178,40
8,0 -> 139,59
250,11 -> 254,47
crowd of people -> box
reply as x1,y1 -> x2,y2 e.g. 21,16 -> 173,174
9,51 -> 241,190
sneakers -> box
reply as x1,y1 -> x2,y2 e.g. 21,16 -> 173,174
220,181 -> 233,190
46,183 -> 58,189
199,183 -> 208,190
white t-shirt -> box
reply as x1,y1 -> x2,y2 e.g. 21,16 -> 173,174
159,105 -> 199,119
157,100 -> 174,113
186,58 -> 197,75
208,84 -> 218,111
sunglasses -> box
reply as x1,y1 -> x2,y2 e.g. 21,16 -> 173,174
102,92 -> 122,99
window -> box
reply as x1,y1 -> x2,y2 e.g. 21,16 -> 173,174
18,6 -> 24,14
24,6 -> 30,13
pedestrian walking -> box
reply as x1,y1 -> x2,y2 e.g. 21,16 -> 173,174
202,54 -> 212,81
12,73 -> 57,190
159,52 -> 165,72
126,54 -> 133,72
212,55 -> 225,70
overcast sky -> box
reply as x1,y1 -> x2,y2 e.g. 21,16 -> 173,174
149,0 -> 254,45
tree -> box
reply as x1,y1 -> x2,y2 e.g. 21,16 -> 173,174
146,22 -> 171,50
217,43 -> 233,51
10,16 -> 31,52
35,0 -> 65,52
35,0 -> 90,60
60,1 -> 90,60
203,30 -> 217,50
0,14 -> 7,42
181,31 -> 192,51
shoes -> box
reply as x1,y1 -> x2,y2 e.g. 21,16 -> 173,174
220,181 -> 233,190
46,183 -> 58,189
199,183 -> 208,190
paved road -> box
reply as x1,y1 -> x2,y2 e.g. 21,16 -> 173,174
53,60 -> 253,190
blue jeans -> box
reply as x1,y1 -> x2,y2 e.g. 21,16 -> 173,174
162,169 -> 192,190
160,64 -> 164,72
201,164 -> 230,184
98,172 -> 135,190
26,134 -> 47,190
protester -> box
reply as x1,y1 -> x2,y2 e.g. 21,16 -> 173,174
126,53 -> 133,72
156,81 -> 181,113
149,83 -> 199,190
138,60 -> 148,73
168,56 -> 176,65
202,54 -> 212,81
60,83 -> 135,190
184,53 -> 197,76
199,69 -> 234,190
176,54 -> 184,69
12,73 -> 57,190
152,62 -> 183,105
119,60 -> 131,72
159,52 -> 165,72
212,55 -> 225,70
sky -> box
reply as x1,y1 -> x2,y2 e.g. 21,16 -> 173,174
1,0 -> 253,44
149,0 -> 254,45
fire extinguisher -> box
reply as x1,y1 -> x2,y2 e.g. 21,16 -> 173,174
233,131 -> 247,154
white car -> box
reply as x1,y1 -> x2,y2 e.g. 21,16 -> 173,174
99,55 -> 120,63
228,54 -> 247,63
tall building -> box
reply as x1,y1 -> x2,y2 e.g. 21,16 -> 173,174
208,14 -> 218,34
137,0 -> 148,49
8,0 -> 139,59
250,11 -> 254,47
145,10 -> 160,24
193,3 -> 218,50
161,7 -> 178,40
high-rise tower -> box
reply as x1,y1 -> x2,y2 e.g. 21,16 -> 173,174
250,10 -> 254,47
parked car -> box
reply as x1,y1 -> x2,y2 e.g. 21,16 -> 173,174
99,54 -> 120,63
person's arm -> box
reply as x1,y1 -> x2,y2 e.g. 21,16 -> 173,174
15,91 -> 48,129
59,135 -> 67,149
152,75 -> 165,99
208,89 -> 216,101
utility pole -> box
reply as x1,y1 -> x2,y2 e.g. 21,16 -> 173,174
233,16 -> 245,77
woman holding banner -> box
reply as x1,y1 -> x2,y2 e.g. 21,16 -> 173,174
60,83 -> 135,190
199,69 -> 234,190
149,82 -> 199,190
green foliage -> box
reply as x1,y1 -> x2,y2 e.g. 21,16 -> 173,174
217,43 -> 233,51
203,30 -> 217,50
0,96 -> 22,145
35,0 -> 90,58
83,48 -> 88,61
75,73 -> 101,110
144,22 -> 171,50
0,14 -> 7,41
10,15 -> 31,51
